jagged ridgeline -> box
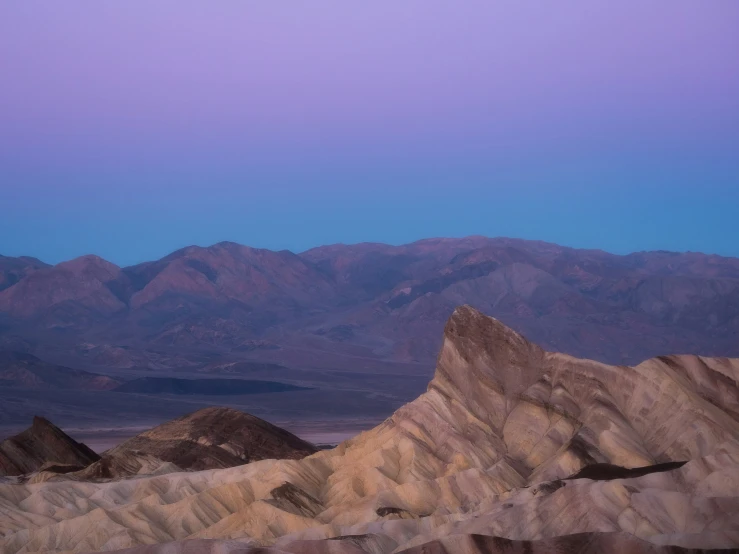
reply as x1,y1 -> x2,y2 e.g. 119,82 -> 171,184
1,306 -> 738,553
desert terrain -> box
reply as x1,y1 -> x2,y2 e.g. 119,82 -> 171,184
2,237 -> 739,443
1,306 -> 738,553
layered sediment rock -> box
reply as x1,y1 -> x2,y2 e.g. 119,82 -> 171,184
0,416 -> 99,476
1,306 -> 738,553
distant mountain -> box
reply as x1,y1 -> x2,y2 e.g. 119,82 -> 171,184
123,241 -> 337,311
0,416 -> 99,476
0,351 -> 121,390
0,255 -> 49,293
303,237 -> 739,363
0,255 -> 130,324
1,237 -> 738,371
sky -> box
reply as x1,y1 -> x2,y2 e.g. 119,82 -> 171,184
1,2 -> 738,266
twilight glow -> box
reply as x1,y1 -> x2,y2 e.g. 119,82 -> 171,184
1,2 -> 738,265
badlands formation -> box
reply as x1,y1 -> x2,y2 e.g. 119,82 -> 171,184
0,417 -> 100,476
0,408 -> 317,482
73,407 -> 317,480
1,306 -> 738,553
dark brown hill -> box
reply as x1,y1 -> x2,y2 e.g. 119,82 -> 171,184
0,416 -> 99,476
78,406 -> 318,478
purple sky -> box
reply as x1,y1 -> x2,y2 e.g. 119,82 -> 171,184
1,2 -> 738,265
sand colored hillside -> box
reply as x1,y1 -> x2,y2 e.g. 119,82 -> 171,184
1,306 -> 738,553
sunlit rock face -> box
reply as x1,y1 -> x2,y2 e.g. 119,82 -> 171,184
1,306 -> 738,554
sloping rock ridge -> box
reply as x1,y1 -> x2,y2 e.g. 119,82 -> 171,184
1,306 -> 738,553
0,350 -> 122,390
78,406 -> 318,479
0,416 -> 100,476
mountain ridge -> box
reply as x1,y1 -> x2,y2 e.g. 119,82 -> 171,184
0,350 -> 122,390
1,236 -> 738,371
0,416 -> 100,476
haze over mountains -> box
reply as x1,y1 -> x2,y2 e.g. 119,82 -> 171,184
1,236 -> 738,371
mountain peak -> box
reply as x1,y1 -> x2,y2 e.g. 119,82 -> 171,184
211,241 -> 247,250
431,305 -> 546,417
442,304 -> 542,369
57,254 -> 120,273
0,417 -> 99,476
31,415 -> 57,432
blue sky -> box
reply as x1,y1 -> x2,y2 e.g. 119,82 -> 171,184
1,2 -> 738,266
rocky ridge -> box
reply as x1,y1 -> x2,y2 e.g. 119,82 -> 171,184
0,416 -> 100,476
74,407 -> 318,479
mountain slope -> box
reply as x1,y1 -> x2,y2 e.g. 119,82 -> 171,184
75,406 -> 318,479
0,416 -> 99,476
0,255 -> 130,324
0,255 -> 48,293
302,238 -> 739,364
1,237 -> 738,374
0,351 -> 121,390
125,241 -> 337,309
1,306 -> 738,553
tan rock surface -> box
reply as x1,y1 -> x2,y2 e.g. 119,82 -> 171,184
1,306 -> 738,553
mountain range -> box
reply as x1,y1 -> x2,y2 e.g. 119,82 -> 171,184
1,237 -> 738,374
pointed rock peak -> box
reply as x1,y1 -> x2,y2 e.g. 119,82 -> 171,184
432,305 -> 546,404
443,305 -> 540,365
31,415 -> 57,432
29,416 -> 75,441
1,417 -> 100,476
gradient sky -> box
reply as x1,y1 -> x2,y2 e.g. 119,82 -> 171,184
1,2 -> 738,266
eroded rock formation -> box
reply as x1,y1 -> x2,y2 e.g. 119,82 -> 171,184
0,416 -> 99,476
1,306 -> 738,553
